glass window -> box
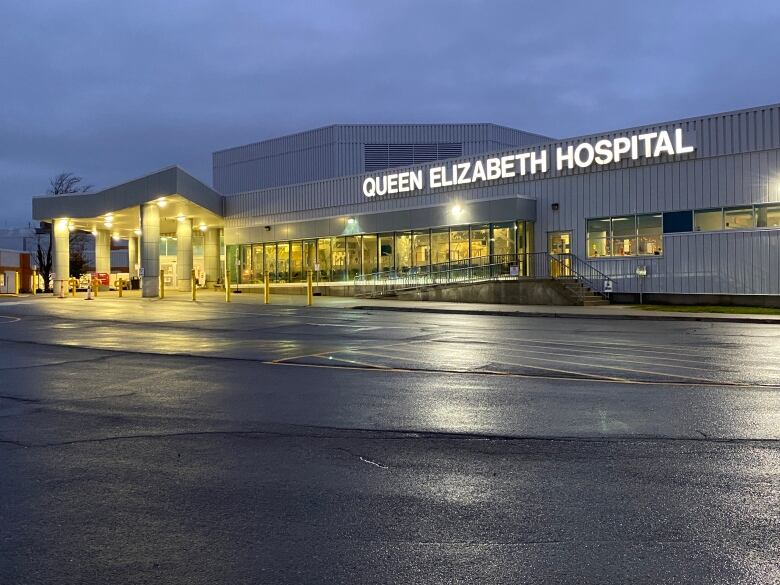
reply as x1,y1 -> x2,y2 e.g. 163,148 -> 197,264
450,227 -> 469,263
277,242 -> 290,282
470,225 -> 489,259
637,214 -> 663,256
361,235 -> 378,275
694,209 -> 723,232
430,229 -> 449,266
346,236 -> 361,279
252,244 -> 264,282
756,204 -> 780,228
395,232 -> 411,275
379,233 -> 394,273
492,223 -> 516,260
264,243 -> 277,283
586,218 -> 610,258
611,217 -> 636,256
290,241 -> 303,282
316,238 -> 331,281
240,245 -> 252,284
412,230 -> 430,273
724,207 -> 754,230
302,240 -> 316,273
331,237 -> 347,281
663,210 -> 693,233
226,244 -> 239,284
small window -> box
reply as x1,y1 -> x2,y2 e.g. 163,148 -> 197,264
724,207 -> 754,230
663,210 -> 693,233
611,216 -> 636,256
637,214 -> 663,255
586,218 -> 610,258
756,204 -> 780,228
694,209 -> 723,232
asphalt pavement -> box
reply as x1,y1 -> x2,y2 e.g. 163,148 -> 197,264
0,294 -> 778,584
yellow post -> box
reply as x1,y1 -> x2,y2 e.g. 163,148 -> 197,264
191,269 -> 196,301
70,278 -> 75,297
93,278 -> 99,298
32,270 -> 37,295
306,270 -> 313,306
263,271 -> 270,305
15,271 -> 20,295
159,269 -> 165,299
225,270 -> 231,302
117,278 -> 123,298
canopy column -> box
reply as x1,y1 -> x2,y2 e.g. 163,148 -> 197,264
52,218 -> 70,297
204,228 -> 220,287
176,218 -> 193,292
95,229 -> 111,275
140,203 -> 160,298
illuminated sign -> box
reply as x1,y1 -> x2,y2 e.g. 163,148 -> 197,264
362,128 -> 695,197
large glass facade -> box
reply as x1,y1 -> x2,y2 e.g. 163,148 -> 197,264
228,221 -> 535,282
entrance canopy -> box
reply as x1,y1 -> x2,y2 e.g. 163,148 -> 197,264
32,166 -> 224,237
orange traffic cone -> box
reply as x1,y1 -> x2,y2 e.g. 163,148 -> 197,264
85,283 -> 93,300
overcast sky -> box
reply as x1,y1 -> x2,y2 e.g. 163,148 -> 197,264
2,0 -> 779,225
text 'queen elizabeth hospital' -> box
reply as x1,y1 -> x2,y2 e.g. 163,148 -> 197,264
33,103 -> 780,305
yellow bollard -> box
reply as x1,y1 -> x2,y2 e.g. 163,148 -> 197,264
159,269 -> 165,299
263,271 -> 270,305
71,278 -> 77,297
15,271 -> 20,295
306,270 -> 313,306
191,269 -> 196,302
117,278 -> 123,298
32,270 -> 37,295
93,278 -> 99,298
225,270 -> 231,303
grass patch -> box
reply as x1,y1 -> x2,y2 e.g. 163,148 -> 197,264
634,304 -> 780,315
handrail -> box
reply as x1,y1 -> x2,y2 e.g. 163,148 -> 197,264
353,251 -> 615,300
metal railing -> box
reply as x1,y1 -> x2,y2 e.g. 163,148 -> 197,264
353,252 -> 615,300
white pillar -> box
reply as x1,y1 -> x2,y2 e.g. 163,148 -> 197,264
95,229 -> 111,275
52,218 -> 70,297
176,218 -> 193,291
127,236 -> 138,279
204,227 -> 220,286
140,203 -> 160,298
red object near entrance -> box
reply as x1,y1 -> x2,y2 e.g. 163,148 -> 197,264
93,272 -> 110,285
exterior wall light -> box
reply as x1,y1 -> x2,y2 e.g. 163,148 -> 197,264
103,221 -> 112,228
452,204 -> 463,217
112,234 -> 120,242
199,224 -> 207,232
68,222 -> 75,232
156,198 -> 168,208
134,228 -> 142,236
347,217 -> 356,225
91,229 -> 98,236
177,215 -> 186,223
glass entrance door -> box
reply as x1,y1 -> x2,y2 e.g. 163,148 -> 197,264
548,231 -> 572,277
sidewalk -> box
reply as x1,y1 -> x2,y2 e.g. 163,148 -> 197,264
5,289 -> 780,324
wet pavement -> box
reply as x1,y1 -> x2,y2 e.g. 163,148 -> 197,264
0,295 -> 778,583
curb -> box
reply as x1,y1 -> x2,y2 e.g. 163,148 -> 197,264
350,305 -> 780,324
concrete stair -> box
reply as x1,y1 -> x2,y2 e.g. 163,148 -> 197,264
557,279 -> 610,306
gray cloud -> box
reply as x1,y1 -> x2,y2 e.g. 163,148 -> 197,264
2,0 -> 779,224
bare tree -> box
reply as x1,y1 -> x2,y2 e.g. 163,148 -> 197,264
35,231 -> 53,292
48,172 -> 92,195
